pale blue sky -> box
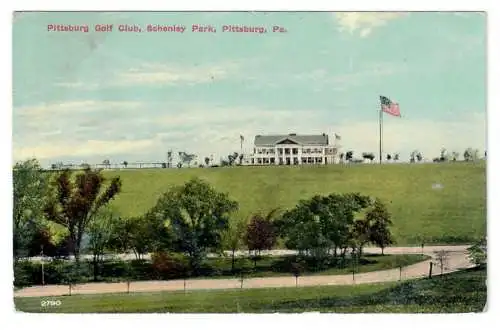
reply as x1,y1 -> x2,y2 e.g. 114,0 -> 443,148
12,12 -> 486,166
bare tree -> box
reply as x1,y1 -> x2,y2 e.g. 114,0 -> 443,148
435,250 -> 450,276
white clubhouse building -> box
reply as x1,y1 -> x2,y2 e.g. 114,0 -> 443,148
248,133 -> 339,166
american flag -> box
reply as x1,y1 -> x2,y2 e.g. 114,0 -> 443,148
380,95 -> 401,117
335,134 -> 341,140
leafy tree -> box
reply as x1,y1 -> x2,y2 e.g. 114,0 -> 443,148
148,178 -> 238,273
339,153 -> 345,163
362,152 -> 375,163
416,152 -> 423,162
410,150 -> 417,163
204,157 -> 210,167
464,148 -> 474,161
102,159 -> 111,169
86,209 -> 120,281
393,153 -> 400,161
349,218 -> 372,259
239,154 -> 244,165
111,215 -> 165,260
13,159 -> 49,262
451,151 -> 459,162
386,154 -> 392,161
345,151 -> 354,162
279,193 -> 372,263
221,218 -> 247,273
122,161 -> 128,168
245,209 -> 279,265
178,152 -> 196,167
227,152 -> 239,166
44,168 -> 122,263
440,148 -> 448,162
366,199 -> 394,255
467,237 -> 487,267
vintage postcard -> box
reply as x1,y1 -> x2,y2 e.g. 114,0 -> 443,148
12,11 -> 486,313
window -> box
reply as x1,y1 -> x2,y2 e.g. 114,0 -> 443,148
316,157 -> 323,163
293,157 -> 299,165
257,158 -> 262,164
292,148 -> 298,155
270,157 -> 275,164
285,148 -> 290,155
301,157 -> 307,164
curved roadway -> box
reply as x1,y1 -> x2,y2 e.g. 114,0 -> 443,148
14,245 -> 474,298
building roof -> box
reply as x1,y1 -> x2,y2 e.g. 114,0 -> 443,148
254,134 -> 329,146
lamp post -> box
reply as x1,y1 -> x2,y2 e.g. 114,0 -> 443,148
40,245 -> 45,286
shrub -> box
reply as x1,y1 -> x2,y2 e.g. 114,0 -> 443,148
151,252 -> 189,280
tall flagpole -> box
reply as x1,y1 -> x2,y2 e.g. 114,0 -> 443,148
379,105 -> 383,164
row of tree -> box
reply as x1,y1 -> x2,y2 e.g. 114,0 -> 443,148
340,148 -> 485,163
14,159 -> 394,280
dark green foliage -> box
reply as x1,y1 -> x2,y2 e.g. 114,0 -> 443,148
467,237 -> 487,266
44,168 -> 122,262
245,210 -> 278,256
13,159 -> 49,260
279,192 -> 375,262
151,252 -> 189,280
148,178 -> 238,273
366,199 -> 394,255
110,215 -> 166,259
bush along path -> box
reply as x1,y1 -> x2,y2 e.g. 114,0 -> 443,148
14,245 -> 474,297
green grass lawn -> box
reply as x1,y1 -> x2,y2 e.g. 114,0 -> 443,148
14,266 -> 486,313
103,162 -> 486,245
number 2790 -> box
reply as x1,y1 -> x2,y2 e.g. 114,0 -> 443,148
41,300 -> 61,307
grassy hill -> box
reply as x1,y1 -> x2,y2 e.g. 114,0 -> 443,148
103,162 -> 486,245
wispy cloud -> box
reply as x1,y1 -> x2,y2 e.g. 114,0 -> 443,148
115,62 -> 239,86
13,138 -> 156,161
53,61 -> 242,89
335,12 -> 408,38
15,100 -> 142,118
292,62 -> 406,91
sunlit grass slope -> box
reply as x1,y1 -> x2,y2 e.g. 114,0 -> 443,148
104,162 -> 486,245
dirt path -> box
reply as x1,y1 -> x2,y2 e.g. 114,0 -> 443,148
14,245 -> 473,298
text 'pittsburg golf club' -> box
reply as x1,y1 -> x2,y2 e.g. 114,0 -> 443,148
47,24 -> 288,34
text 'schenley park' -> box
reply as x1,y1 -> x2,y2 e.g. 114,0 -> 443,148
12,11 -> 487,313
